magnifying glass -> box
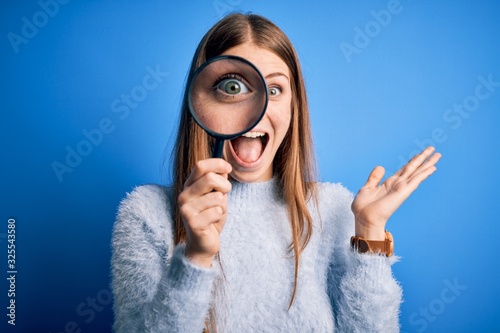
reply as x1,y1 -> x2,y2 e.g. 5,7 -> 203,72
188,55 -> 268,158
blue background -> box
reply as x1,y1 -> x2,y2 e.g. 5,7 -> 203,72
2,1 -> 499,332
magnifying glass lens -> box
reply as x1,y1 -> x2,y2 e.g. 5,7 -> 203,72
188,56 -> 268,146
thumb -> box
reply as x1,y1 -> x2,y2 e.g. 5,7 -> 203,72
364,166 -> 385,188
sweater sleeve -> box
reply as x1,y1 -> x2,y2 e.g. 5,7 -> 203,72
321,183 -> 402,333
111,185 -> 217,333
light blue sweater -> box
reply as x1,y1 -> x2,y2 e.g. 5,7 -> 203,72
111,178 -> 402,332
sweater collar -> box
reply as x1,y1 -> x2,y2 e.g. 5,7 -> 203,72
229,176 -> 282,204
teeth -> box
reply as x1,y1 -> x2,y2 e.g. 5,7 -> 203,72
242,131 -> 265,138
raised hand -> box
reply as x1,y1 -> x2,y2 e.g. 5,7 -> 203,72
351,146 -> 442,240
178,158 -> 232,267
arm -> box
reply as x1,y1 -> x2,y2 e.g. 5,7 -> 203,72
329,147 -> 441,331
325,185 -> 402,332
111,185 -> 217,333
328,222 -> 402,332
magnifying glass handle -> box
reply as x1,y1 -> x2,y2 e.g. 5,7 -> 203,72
212,138 -> 224,158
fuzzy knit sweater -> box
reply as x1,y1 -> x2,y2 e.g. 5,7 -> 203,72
111,178 -> 402,332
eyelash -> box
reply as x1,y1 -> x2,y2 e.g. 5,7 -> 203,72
213,73 -> 248,89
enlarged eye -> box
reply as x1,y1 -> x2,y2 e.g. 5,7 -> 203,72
269,86 -> 282,97
216,77 -> 250,95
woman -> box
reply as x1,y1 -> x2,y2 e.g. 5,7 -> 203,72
111,13 -> 441,332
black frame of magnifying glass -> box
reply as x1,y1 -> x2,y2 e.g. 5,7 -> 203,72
187,55 -> 269,158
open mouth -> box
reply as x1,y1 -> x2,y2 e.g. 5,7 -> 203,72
229,131 -> 269,165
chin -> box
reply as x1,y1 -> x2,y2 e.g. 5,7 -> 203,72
229,168 -> 273,183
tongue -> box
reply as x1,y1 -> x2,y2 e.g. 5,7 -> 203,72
232,136 -> 263,163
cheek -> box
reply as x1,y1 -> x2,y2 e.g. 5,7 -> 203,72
278,113 -> 291,139
276,98 -> 292,136
267,98 -> 292,150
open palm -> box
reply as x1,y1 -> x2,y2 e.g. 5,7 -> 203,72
351,146 -> 441,239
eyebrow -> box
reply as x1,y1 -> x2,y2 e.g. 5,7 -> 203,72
265,72 -> 289,81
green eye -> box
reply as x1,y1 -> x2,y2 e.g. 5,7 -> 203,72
216,78 -> 250,95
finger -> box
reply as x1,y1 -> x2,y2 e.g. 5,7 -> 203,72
390,152 -> 440,187
188,172 -> 232,196
180,192 -> 228,219
363,166 -> 385,188
402,152 -> 441,182
188,206 -> 226,231
185,158 -> 232,188
417,152 -> 442,170
391,151 -> 440,183
178,174 -> 231,211
397,146 -> 435,178
408,164 -> 438,188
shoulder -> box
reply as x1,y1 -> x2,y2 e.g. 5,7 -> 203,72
114,183 -> 176,251
117,183 -> 173,221
315,182 -> 354,215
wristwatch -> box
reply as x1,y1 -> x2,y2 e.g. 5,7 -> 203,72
350,231 -> 394,257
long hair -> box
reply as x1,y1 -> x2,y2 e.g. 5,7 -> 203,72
172,12 -> 317,312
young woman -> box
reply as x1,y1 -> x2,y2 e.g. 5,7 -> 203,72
111,13 -> 441,332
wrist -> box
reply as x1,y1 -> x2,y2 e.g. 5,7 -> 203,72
185,245 -> 215,268
355,223 -> 386,241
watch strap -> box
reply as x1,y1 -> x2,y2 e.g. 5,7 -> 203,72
350,231 -> 393,257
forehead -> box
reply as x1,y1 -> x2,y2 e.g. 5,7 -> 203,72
221,42 -> 290,79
